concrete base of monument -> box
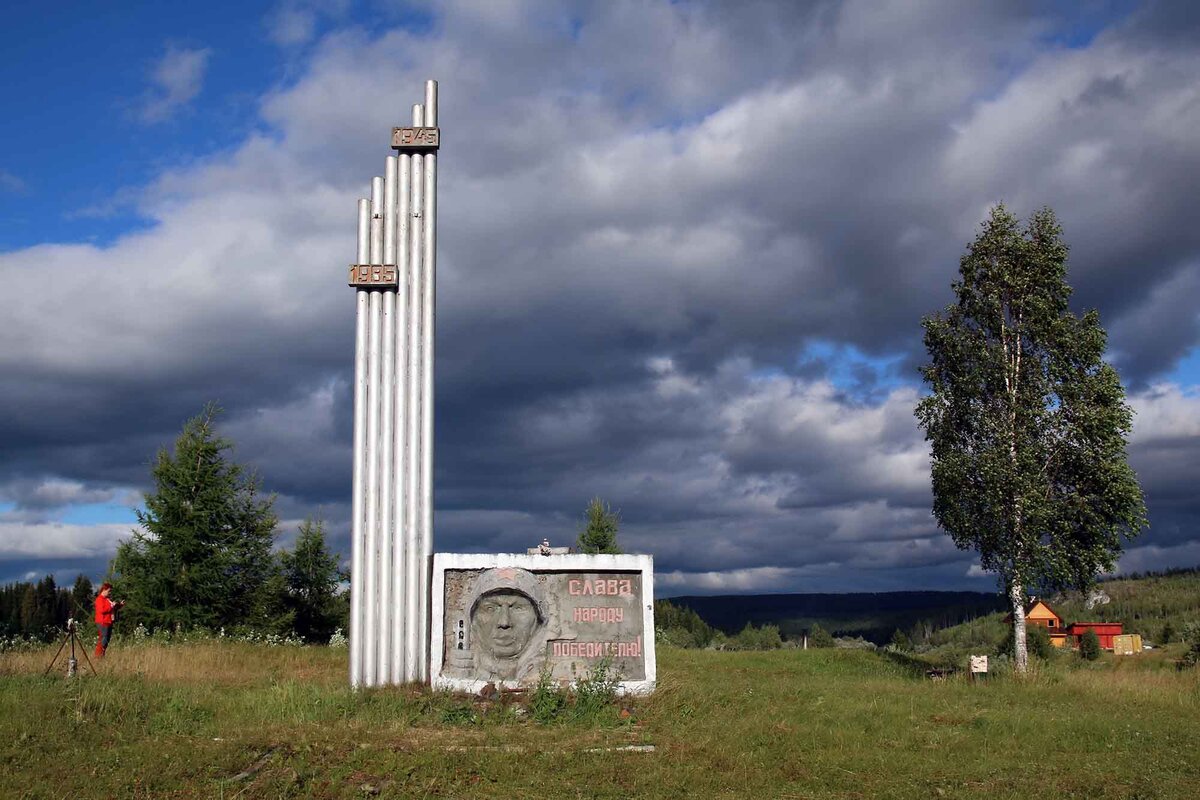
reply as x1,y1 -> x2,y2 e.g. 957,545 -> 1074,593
430,552 -> 656,696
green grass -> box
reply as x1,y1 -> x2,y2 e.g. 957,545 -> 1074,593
3,642 -> 1199,798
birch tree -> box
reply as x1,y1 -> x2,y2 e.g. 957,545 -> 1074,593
916,205 -> 1145,674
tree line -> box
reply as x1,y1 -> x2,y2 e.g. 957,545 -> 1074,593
656,600 -> 789,650
0,574 -> 95,640
8,405 -> 629,647
0,405 -> 349,645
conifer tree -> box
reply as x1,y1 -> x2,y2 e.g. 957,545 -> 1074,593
33,575 -> 59,637
279,517 -> 346,642
71,574 -> 95,635
576,497 -> 622,554
112,403 -> 278,631
1079,629 -> 1102,661
18,584 -> 37,636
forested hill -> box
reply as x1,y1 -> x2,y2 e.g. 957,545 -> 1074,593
667,590 -> 1006,644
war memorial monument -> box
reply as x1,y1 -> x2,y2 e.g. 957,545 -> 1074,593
344,79 -> 656,692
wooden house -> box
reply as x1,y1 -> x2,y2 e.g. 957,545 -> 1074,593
1004,599 -> 1070,647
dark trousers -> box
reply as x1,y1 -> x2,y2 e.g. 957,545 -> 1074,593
95,624 -> 112,657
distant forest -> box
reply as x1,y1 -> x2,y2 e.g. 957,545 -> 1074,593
666,590 -> 1007,645
0,574 -> 96,641
666,567 -> 1200,646
8,566 -> 1196,647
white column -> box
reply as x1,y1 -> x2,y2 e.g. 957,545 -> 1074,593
363,176 -> 384,687
349,198 -> 370,689
377,156 -> 398,684
350,82 -> 438,688
419,79 -> 438,683
404,103 -> 425,683
392,140 -> 412,685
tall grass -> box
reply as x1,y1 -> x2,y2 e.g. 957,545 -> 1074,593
3,641 -> 1198,798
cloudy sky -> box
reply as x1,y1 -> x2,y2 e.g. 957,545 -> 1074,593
2,0 -> 1199,595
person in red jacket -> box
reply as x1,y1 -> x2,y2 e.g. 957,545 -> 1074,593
93,583 -> 124,658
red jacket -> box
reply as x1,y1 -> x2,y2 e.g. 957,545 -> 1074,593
95,595 -> 115,626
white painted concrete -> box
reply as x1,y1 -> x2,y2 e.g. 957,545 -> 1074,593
430,553 -> 657,696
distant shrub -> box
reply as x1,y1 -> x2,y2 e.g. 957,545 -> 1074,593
654,600 -> 716,648
808,624 -> 835,649
120,624 -> 305,648
889,629 -> 913,652
1079,629 -> 1101,661
1160,622 -> 1176,645
999,624 -> 1054,659
0,635 -> 41,654
1182,623 -> 1200,668
1028,625 -> 1055,659
929,614 -> 1007,652
834,636 -> 877,650
729,623 -> 783,651
657,626 -> 712,649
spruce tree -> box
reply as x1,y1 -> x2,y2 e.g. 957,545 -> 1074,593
112,403 -> 278,631
1079,629 -> 1102,661
917,206 -> 1146,674
18,584 -> 36,636
576,497 -> 622,554
33,575 -> 59,638
71,574 -> 95,635
279,517 -> 345,642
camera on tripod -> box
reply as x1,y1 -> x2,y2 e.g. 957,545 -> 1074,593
44,617 -> 96,679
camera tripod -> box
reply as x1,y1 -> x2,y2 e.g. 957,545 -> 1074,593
43,618 -> 98,678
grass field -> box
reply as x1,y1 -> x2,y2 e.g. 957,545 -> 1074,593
3,641 -> 1198,799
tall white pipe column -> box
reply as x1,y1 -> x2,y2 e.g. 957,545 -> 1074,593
347,80 -> 440,688
363,176 -> 384,687
390,136 -> 412,686
349,199 -> 370,689
419,80 -> 437,683
404,102 -> 425,684
377,156 -> 398,683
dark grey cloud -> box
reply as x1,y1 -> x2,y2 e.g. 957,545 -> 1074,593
2,1 -> 1199,593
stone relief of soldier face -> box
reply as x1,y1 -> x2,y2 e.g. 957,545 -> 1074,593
471,589 -> 540,660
